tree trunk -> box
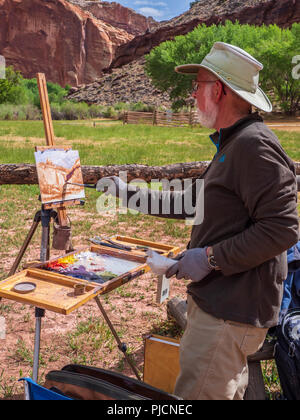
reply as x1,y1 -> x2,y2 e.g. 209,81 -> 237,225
167,296 -> 187,330
0,162 -> 299,189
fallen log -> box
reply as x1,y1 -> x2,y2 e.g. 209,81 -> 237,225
167,296 -> 187,330
1,162 -> 300,187
0,162 -> 211,185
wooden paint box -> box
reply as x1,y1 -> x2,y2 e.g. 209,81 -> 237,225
0,237 -> 180,314
0,268 -> 100,315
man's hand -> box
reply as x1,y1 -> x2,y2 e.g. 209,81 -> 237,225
165,248 -> 213,282
96,176 -> 128,198
146,249 -> 177,276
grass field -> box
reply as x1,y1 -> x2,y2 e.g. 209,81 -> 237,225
0,119 -> 299,165
0,119 -> 299,399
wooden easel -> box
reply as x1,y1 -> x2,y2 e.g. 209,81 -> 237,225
8,73 -> 77,382
8,74 -> 142,382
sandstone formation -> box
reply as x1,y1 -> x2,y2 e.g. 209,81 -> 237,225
69,0 -> 158,36
67,57 -> 171,108
158,0 -> 298,29
0,0 -> 136,86
69,0 -> 300,108
0,0 -> 298,101
110,0 -> 300,69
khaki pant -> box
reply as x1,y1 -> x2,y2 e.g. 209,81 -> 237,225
174,295 -> 268,400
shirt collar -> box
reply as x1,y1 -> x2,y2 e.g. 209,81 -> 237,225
209,112 -> 263,152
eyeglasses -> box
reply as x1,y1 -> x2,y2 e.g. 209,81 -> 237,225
192,80 -> 227,96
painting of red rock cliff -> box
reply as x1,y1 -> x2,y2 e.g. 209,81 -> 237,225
34,149 -> 85,205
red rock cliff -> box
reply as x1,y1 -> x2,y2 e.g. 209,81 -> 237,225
110,0 -> 300,69
0,0 -> 134,86
74,0 -> 158,36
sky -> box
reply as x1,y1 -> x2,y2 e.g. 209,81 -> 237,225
107,0 -> 192,21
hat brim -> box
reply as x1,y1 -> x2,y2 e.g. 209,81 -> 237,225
175,64 -> 272,113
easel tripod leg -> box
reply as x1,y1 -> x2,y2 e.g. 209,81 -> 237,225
8,211 -> 42,276
94,296 -> 141,381
40,209 -> 52,262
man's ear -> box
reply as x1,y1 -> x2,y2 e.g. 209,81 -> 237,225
214,80 -> 224,103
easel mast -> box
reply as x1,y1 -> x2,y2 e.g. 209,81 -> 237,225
36,73 -> 55,147
36,73 -> 68,227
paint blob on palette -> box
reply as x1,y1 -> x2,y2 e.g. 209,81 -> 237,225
44,251 -> 141,284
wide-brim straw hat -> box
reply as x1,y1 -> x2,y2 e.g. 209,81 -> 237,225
175,42 -> 272,113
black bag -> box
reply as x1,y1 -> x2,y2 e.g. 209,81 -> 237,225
44,364 -> 181,400
274,308 -> 300,400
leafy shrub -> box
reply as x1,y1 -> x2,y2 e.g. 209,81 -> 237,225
50,103 -> 65,120
0,67 -> 29,105
0,104 -> 41,120
88,104 -> 104,118
130,102 -> 155,112
59,101 -> 80,120
50,101 -> 105,120
113,102 -> 131,111
22,78 -> 70,108
0,67 -> 70,108
0,104 -> 14,120
102,106 -> 118,119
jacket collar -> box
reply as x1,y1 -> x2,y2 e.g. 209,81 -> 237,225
209,112 -> 263,153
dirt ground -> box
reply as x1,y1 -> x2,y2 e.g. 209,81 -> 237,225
263,115 -> 300,132
266,123 -> 300,132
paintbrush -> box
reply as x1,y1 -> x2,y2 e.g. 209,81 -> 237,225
88,238 -> 130,251
94,236 -> 132,251
66,182 -> 96,189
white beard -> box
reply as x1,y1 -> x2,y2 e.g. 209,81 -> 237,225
196,84 -> 218,129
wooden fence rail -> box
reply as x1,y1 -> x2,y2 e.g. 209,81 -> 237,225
123,110 -> 199,127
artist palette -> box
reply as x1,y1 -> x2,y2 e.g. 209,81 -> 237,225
0,237 -> 180,315
43,250 -> 142,284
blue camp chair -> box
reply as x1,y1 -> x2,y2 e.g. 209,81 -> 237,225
19,378 -> 72,400
279,241 -> 300,323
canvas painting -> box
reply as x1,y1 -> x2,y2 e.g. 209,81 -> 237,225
34,148 -> 85,205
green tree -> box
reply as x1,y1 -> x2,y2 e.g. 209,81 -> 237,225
255,24 -> 300,115
22,78 -> 70,108
145,21 -> 300,114
0,66 -> 29,104
0,66 -> 70,106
